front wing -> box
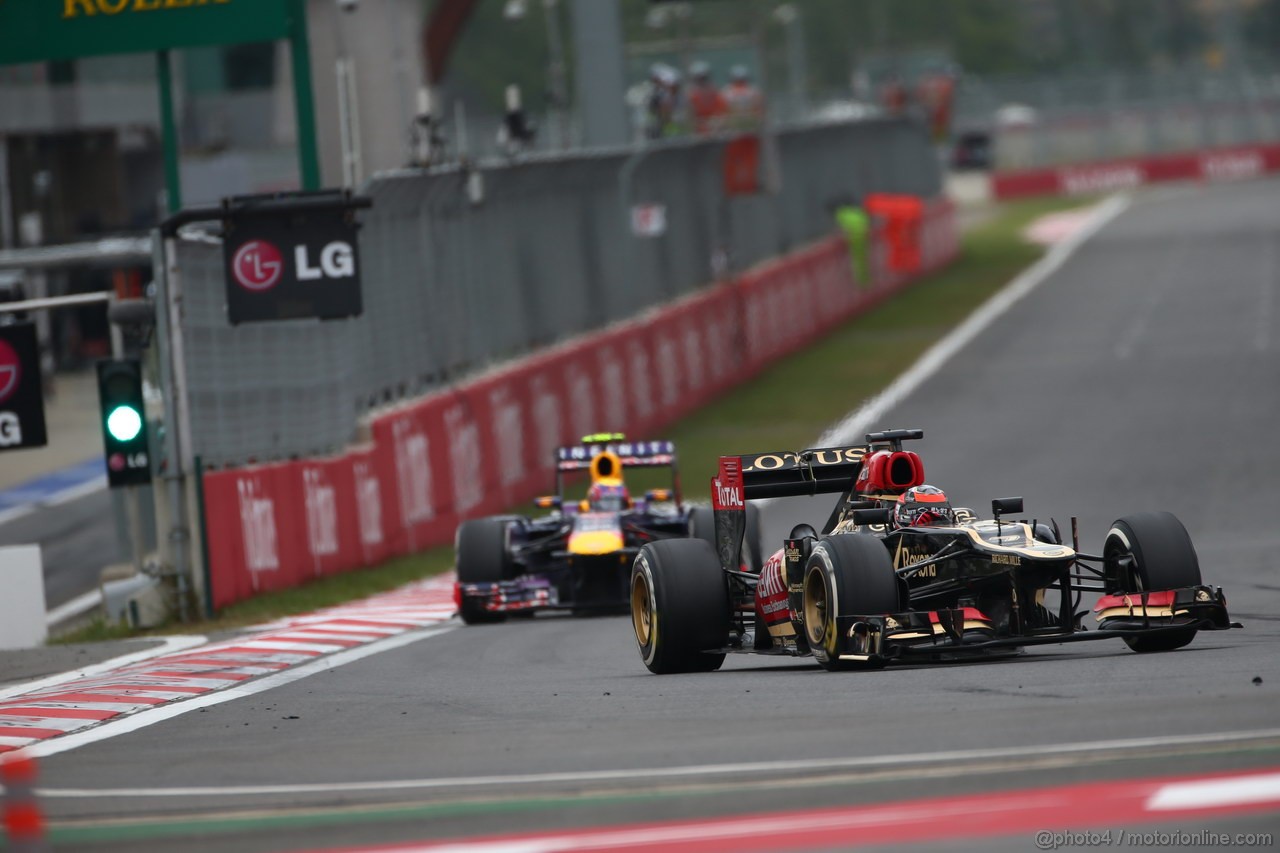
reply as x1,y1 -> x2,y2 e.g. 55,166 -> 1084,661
457,547 -> 642,614
457,577 -> 557,614
819,585 -> 1238,666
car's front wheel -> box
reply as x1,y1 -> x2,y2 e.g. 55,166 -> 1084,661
1103,511 -> 1201,652
455,518 -> 513,625
802,534 -> 901,671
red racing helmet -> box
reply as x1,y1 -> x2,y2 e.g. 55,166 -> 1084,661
893,485 -> 956,528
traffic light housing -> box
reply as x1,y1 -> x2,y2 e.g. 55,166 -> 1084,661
96,359 -> 151,487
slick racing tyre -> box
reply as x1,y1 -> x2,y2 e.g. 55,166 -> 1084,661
455,517 -> 514,625
631,539 -> 729,674
802,534 -> 901,671
690,504 -> 764,572
1103,511 -> 1201,653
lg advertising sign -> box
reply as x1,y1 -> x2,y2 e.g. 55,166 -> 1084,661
0,323 -> 48,451
222,192 -> 366,325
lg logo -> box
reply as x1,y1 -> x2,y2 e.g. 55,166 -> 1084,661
0,338 -> 20,405
0,412 -> 21,447
231,240 -> 284,291
297,242 -> 355,280
232,239 -> 355,292
0,339 -> 22,447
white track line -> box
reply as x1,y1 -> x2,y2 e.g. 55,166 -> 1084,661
38,726 -> 1280,798
45,588 -> 103,627
24,623 -> 457,759
0,635 -> 207,703
1147,771 -> 1280,811
819,193 -> 1132,446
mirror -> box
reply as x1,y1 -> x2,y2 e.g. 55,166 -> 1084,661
851,507 -> 892,526
991,497 -> 1024,516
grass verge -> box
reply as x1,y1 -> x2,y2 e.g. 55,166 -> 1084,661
55,193 -> 1091,644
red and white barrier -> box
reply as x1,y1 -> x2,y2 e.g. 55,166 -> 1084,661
201,200 -> 960,610
992,142 -> 1280,201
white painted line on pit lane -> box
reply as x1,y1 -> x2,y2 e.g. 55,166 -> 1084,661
24,622 -> 458,759
0,475 -> 108,528
43,475 -> 108,507
1146,770 -> 1280,811
36,726 -> 1280,798
0,505 -> 34,526
818,193 -> 1132,447
45,588 -> 103,627
0,635 -> 208,703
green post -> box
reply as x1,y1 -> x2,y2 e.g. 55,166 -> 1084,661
156,50 -> 182,214
194,455 -> 215,620
288,0 -> 321,190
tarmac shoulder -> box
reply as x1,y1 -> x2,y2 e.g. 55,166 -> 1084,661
0,638 -> 168,693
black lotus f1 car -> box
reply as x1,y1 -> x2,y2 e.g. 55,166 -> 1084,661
630,429 -> 1240,673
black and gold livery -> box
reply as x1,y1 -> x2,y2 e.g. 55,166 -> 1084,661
630,428 -> 1240,674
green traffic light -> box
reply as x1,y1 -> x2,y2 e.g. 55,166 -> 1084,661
107,405 -> 143,442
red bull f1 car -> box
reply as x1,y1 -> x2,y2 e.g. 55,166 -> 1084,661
455,435 -> 761,624
630,429 -> 1240,673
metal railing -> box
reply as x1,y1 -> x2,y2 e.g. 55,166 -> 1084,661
170,117 -> 942,468
954,65 -> 1280,170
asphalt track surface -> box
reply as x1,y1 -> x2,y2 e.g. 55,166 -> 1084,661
27,179 -> 1280,852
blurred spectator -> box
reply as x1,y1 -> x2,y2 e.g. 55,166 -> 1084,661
644,64 -> 683,139
915,71 -> 956,142
880,74 -> 909,116
687,61 -> 727,135
722,65 -> 765,131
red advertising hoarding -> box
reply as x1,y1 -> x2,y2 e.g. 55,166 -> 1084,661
202,200 -> 959,609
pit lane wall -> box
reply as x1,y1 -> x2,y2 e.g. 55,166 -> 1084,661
200,201 -> 958,610
991,142 -> 1280,200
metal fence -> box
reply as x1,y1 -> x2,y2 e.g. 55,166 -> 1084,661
954,65 -> 1280,170
172,117 -> 941,468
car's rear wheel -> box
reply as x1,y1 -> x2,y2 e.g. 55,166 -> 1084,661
631,539 -> 729,674
803,534 -> 901,671
1103,511 -> 1201,653
455,518 -> 513,625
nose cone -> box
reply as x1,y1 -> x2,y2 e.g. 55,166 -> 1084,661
568,530 -> 625,555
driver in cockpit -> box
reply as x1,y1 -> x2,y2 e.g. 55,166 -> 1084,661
892,485 -> 957,528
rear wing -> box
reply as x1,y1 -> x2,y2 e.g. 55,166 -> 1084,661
555,439 -> 682,506
555,440 -> 676,472
710,445 -> 867,574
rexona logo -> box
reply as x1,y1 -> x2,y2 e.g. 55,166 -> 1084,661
231,240 -> 283,291
354,461 -> 384,550
0,338 -> 20,404
393,419 -> 434,526
237,478 -> 279,575
1059,165 -> 1143,195
303,468 -> 339,558
1202,151 -> 1264,182
713,478 -> 743,510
